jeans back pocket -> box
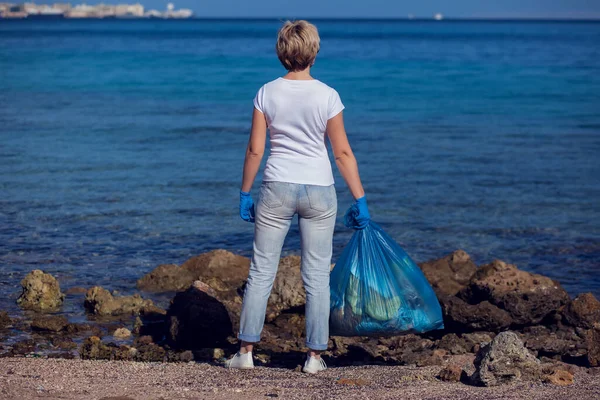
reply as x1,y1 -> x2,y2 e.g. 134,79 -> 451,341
305,184 -> 336,212
260,182 -> 286,209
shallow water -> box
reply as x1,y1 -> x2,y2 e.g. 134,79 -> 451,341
0,19 -> 599,316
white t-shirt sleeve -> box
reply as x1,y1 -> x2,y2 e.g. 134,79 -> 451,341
327,88 -> 345,120
253,85 -> 265,114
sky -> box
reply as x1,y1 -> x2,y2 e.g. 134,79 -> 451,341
31,0 -> 600,19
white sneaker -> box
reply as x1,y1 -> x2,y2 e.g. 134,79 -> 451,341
225,351 -> 254,369
302,355 -> 327,374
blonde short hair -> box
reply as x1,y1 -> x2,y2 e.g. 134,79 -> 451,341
276,20 -> 320,72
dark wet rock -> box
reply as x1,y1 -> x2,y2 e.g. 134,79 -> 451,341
521,325 -> 588,362
0,311 -> 11,329
435,333 -> 493,355
439,294 -> 512,332
271,313 -> 305,339
50,337 -> 77,350
30,315 -> 69,332
166,283 -> 233,350
586,325 -> 600,367
133,340 -> 166,362
459,260 -> 570,326
341,334 -> 438,366
267,256 -> 305,321
418,250 -> 477,296
84,286 -> 158,316
47,352 -> 76,359
563,293 -> 600,329
165,349 -> 194,362
472,331 -> 541,386
64,286 -> 88,295
193,347 -> 225,361
80,336 -> 137,361
438,364 -> 463,382
435,333 -> 470,355
137,250 -> 250,293
64,322 -> 92,335
17,270 -> 65,311
9,339 -> 36,356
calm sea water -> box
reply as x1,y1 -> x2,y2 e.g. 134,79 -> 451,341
1,19 -> 599,316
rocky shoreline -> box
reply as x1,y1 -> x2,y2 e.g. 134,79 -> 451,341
1,249 -> 599,388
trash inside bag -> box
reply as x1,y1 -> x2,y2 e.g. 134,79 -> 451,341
330,221 -> 444,336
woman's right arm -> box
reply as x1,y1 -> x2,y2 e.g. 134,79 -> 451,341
326,111 -> 365,200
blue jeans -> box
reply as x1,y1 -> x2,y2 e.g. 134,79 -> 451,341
238,182 -> 337,350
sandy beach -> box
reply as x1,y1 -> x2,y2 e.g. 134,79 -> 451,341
1,357 -> 599,400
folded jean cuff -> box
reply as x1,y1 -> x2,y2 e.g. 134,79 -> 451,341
238,333 -> 260,343
306,341 -> 328,351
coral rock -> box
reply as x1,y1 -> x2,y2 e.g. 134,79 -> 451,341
17,270 -> 65,311
563,293 -> 600,329
459,260 -> 570,326
418,250 -> 477,296
472,331 -> 541,386
84,286 -> 156,316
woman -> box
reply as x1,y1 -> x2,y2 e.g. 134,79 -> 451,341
226,20 -> 370,374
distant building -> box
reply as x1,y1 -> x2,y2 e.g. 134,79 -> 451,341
52,3 -> 72,13
115,3 -> 143,17
1,2 -> 192,19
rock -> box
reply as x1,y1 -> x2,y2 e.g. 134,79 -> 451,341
461,332 -> 495,354
50,337 -> 77,350
194,347 -> 225,361
436,334 -> 470,355
472,331 -> 541,386
133,338 -> 166,362
0,311 -> 11,329
271,313 -> 305,339
138,250 -> 250,293
80,336 -> 137,361
563,293 -> 600,329
17,270 -> 65,311
180,250 -> 250,290
438,364 -> 463,382
418,250 -> 477,296
439,294 -> 512,332
166,284 -> 233,350
84,286 -> 156,316
435,333 -> 493,355
30,315 -> 69,332
267,256 -> 305,321
586,325 -> 600,367
9,339 -> 36,356
132,316 -> 143,335
47,352 -> 76,359
521,325 -> 588,361
136,264 -> 196,293
113,327 -> 131,339
543,369 -> 574,386
459,260 -> 570,326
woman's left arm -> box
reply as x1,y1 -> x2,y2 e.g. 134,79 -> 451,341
241,108 -> 267,192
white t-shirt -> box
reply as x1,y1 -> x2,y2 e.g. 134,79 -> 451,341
253,77 -> 345,186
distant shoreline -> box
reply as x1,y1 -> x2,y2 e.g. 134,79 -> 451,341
1,17 -> 600,22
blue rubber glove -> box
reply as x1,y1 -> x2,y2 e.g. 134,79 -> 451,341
239,191 -> 255,223
344,195 -> 371,229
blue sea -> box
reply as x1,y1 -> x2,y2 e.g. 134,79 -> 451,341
1,19 -> 599,316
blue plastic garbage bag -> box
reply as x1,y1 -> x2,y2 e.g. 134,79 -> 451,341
329,221 -> 444,336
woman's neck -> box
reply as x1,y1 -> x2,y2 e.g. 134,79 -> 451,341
283,68 -> 313,80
